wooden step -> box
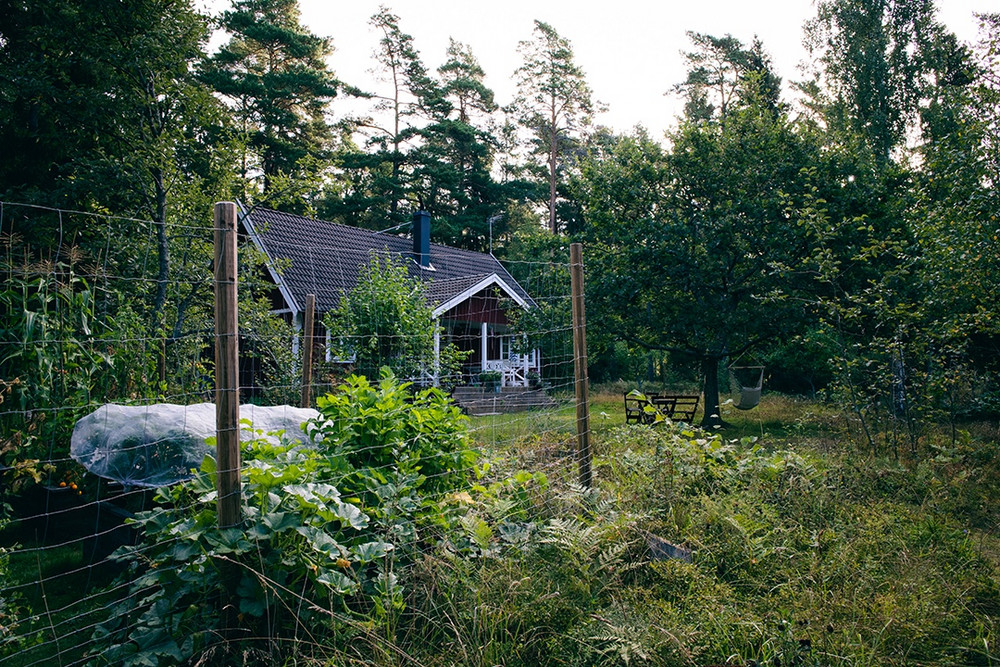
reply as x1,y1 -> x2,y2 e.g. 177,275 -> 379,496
450,386 -> 558,416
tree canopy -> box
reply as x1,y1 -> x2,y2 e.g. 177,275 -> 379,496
1,0 -> 998,430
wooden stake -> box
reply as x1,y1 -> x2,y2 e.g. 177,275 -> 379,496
570,243 -> 592,488
214,202 -> 241,529
301,293 -> 316,408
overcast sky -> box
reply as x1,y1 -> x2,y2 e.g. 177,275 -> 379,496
205,0 -> 995,137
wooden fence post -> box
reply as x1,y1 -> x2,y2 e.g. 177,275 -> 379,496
301,293 -> 316,408
214,202 -> 241,529
570,243 -> 592,488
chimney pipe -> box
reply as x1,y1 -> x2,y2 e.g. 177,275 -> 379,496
413,210 -> 430,267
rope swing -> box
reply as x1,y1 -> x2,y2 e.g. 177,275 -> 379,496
729,365 -> 764,410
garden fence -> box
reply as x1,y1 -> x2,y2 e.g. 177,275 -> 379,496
0,199 -> 591,665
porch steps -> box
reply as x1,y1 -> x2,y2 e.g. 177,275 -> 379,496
450,386 -> 558,416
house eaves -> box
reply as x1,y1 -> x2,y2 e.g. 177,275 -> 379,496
431,273 -> 530,318
239,203 -> 301,318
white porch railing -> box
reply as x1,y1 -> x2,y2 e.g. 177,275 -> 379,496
483,349 -> 538,388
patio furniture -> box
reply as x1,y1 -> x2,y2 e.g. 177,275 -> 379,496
624,391 -> 655,425
649,393 -> 700,423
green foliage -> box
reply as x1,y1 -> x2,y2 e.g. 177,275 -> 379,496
806,0 -> 946,162
93,369 -> 478,664
311,369 -> 478,508
595,423 -> 999,666
0,506 -> 29,654
200,0 -> 337,199
238,293 -> 300,406
400,480 -> 639,667
0,0 -> 242,398
501,225 -> 574,384
325,252 -> 467,385
513,20 -> 594,233
388,419 -> 1000,667
0,224 -> 297,487
674,32 -> 783,120
411,40 -> 505,250
93,433 -> 377,665
580,110 -> 817,424
0,246 -> 137,488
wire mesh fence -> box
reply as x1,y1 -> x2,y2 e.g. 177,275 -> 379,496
0,200 -> 591,665
3,200 -> 999,667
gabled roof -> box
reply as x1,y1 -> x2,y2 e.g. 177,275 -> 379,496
242,207 -> 535,316
429,274 -> 530,318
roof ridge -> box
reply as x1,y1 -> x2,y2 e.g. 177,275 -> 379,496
253,207 -> 509,262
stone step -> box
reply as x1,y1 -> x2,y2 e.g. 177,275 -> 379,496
450,385 -> 558,416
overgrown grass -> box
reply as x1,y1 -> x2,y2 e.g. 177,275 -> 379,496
2,392 -> 997,666
433,391 -> 1000,666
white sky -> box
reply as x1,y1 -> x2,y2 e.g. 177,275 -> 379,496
284,0 -> 996,137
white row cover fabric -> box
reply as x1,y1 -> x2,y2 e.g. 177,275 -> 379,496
71,403 -> 319,488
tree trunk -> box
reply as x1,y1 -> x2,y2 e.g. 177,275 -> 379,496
548,100 -> 558,234
153,169 -> 169,385
700,356 -> 725,428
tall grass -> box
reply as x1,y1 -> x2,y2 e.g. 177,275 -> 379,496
432,392 -> 1000,666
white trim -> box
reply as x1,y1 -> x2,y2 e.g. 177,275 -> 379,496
431,273 -> 530,318
239,204 -> 300,318
481,322 -> 488,379
433,327 -> 441,387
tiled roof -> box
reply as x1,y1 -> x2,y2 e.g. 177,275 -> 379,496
424,274 -> 493,307
243,207 -> 535,314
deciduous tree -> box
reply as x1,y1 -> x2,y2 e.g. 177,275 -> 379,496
805,0 -> 944,162
582,94 -> 817,426
325,253 -> 465,384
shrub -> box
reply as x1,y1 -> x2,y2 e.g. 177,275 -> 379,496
325,253 -> 467,385
93,369 -> 479,665
92,433 -> 376,665
308,369 -> 479,549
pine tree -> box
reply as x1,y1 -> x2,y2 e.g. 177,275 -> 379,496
201,0 -> 337,198
513,20 -> 593,234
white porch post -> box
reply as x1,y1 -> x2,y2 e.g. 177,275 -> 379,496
433,326 -> 441,387
523,341 -> 529,387
291,312 -> 302,369
480,322 -> 488,379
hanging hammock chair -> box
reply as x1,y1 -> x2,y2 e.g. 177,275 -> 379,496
729,365 -> 764,411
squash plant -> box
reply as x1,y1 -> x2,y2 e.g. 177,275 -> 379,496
93,369 -> 478,665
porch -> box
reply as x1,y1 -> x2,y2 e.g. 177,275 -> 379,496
437,320 -> 540,389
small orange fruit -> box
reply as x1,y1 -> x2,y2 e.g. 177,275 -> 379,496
58,481 -> 67,488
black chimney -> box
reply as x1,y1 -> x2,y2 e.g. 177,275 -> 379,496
413,210 -> 430,267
